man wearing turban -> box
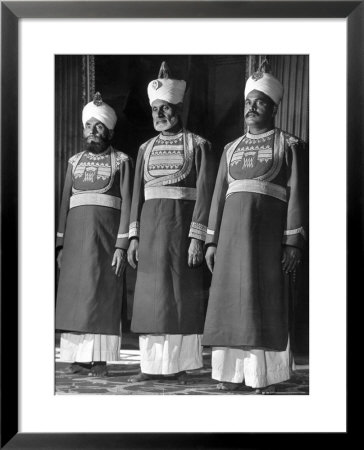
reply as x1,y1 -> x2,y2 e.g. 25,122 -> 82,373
202,67 -> 308,393
55,92 -> 133,376
127,62 -> 216,383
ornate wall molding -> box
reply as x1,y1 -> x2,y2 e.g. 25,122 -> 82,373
82,55 -> 95,105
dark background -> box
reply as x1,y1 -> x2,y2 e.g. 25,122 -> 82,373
55,54 -> 309,356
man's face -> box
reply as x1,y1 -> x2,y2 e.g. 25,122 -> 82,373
83,117 -> 111,153
151,100 -> 180,132
244,90 -> 276,129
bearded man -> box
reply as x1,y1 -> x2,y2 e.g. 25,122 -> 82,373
55,92 -> 132,377
127,62 -> 216,383
202,69 -> 308,393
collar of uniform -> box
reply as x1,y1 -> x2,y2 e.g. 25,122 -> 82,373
86,146 -> 112,160
246,129 -> 275,140
158,130 -> 183,141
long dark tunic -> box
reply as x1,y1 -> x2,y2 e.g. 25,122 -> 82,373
129,130 -> 216,334
55,147 -> 132,335
202,128 -> 308,351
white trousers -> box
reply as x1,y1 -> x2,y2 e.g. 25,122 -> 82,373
212,340 -> 291,388
139,334 -> 203,375
60,332 -> 121,363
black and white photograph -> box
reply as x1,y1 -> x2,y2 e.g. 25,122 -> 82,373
54,54 -> 309,396
1,2 -> 352,444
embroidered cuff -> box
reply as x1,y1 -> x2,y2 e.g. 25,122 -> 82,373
188,221 -> 207,241
116,232 -> 129,249
282,226 -> 306,249
129,221 -> 140,239
56,232 -> 64,248
283,226 -> 306,240
205,227 -> 220,245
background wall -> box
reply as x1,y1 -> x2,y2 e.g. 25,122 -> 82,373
55,54 -> 309,355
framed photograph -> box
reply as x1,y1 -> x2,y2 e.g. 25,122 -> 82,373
1,1 -> 358,447
54,52 -> 310,394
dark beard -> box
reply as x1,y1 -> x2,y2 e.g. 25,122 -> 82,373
83,138 -> 110,154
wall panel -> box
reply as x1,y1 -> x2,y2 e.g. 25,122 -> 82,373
270,55 -> 309,142
55,55 -> 86,227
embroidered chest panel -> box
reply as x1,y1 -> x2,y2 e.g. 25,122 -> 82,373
229,133 -> 275,180
73,152 -> 112,190
147,134 -> 185,178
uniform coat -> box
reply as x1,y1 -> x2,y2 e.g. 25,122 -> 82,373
202,128 -> 308,351
129,130 -> 216,334
56,147 -> 132,335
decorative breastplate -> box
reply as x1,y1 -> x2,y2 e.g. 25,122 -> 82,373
229,130 -> 275,180
73,150 -> 112,191
147,133 -> 184,178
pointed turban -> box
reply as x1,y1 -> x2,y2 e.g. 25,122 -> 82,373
82,93 -> 117,130
147,78 -> 186,106
245,72 -> 284,105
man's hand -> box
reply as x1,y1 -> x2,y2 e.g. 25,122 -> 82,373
282,245 -> 302,274
57,249 -> 63,270
127,239 -> 139,269
111,248 -> 127,277
188,238 -> 204,268
205,245 -> 217,273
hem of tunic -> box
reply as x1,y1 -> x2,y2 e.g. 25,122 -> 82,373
139,334 -> 203,375
131,329 -> 205,335
201,335 -> 289,352
211,342 -> 291,388
56,326 -> 121,336
59,332 -> 121,363
212,364 -> 290,388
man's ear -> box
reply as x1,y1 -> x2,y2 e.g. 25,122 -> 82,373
109,129 -> 115,140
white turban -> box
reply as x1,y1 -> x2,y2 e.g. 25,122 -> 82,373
147,78 -> 186,106
245,72 -> 284,105
82,94 -> 117,130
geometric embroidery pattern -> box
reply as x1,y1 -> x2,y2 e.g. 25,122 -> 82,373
189,221 -> 207,240
143,131 -> 203,188
129,221 -> 140,238
74,152 -> 112,183
70,147 -> 129,195
83,166 -> 98,182
229,134 -> 274,178
230,145 -> 273,167
148,138 -> 184,177
242,152 -> 257,168
74,162 -> 112,181
225,128 -> 305,185
257,147 -> 273,162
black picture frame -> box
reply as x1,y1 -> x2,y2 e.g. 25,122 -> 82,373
1,1 -> 358,448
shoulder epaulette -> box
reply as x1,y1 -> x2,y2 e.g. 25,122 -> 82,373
280,129 -> 305,148
191,133 -> 209,148
114,150 -> 130,164
68,152 -> 83,165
